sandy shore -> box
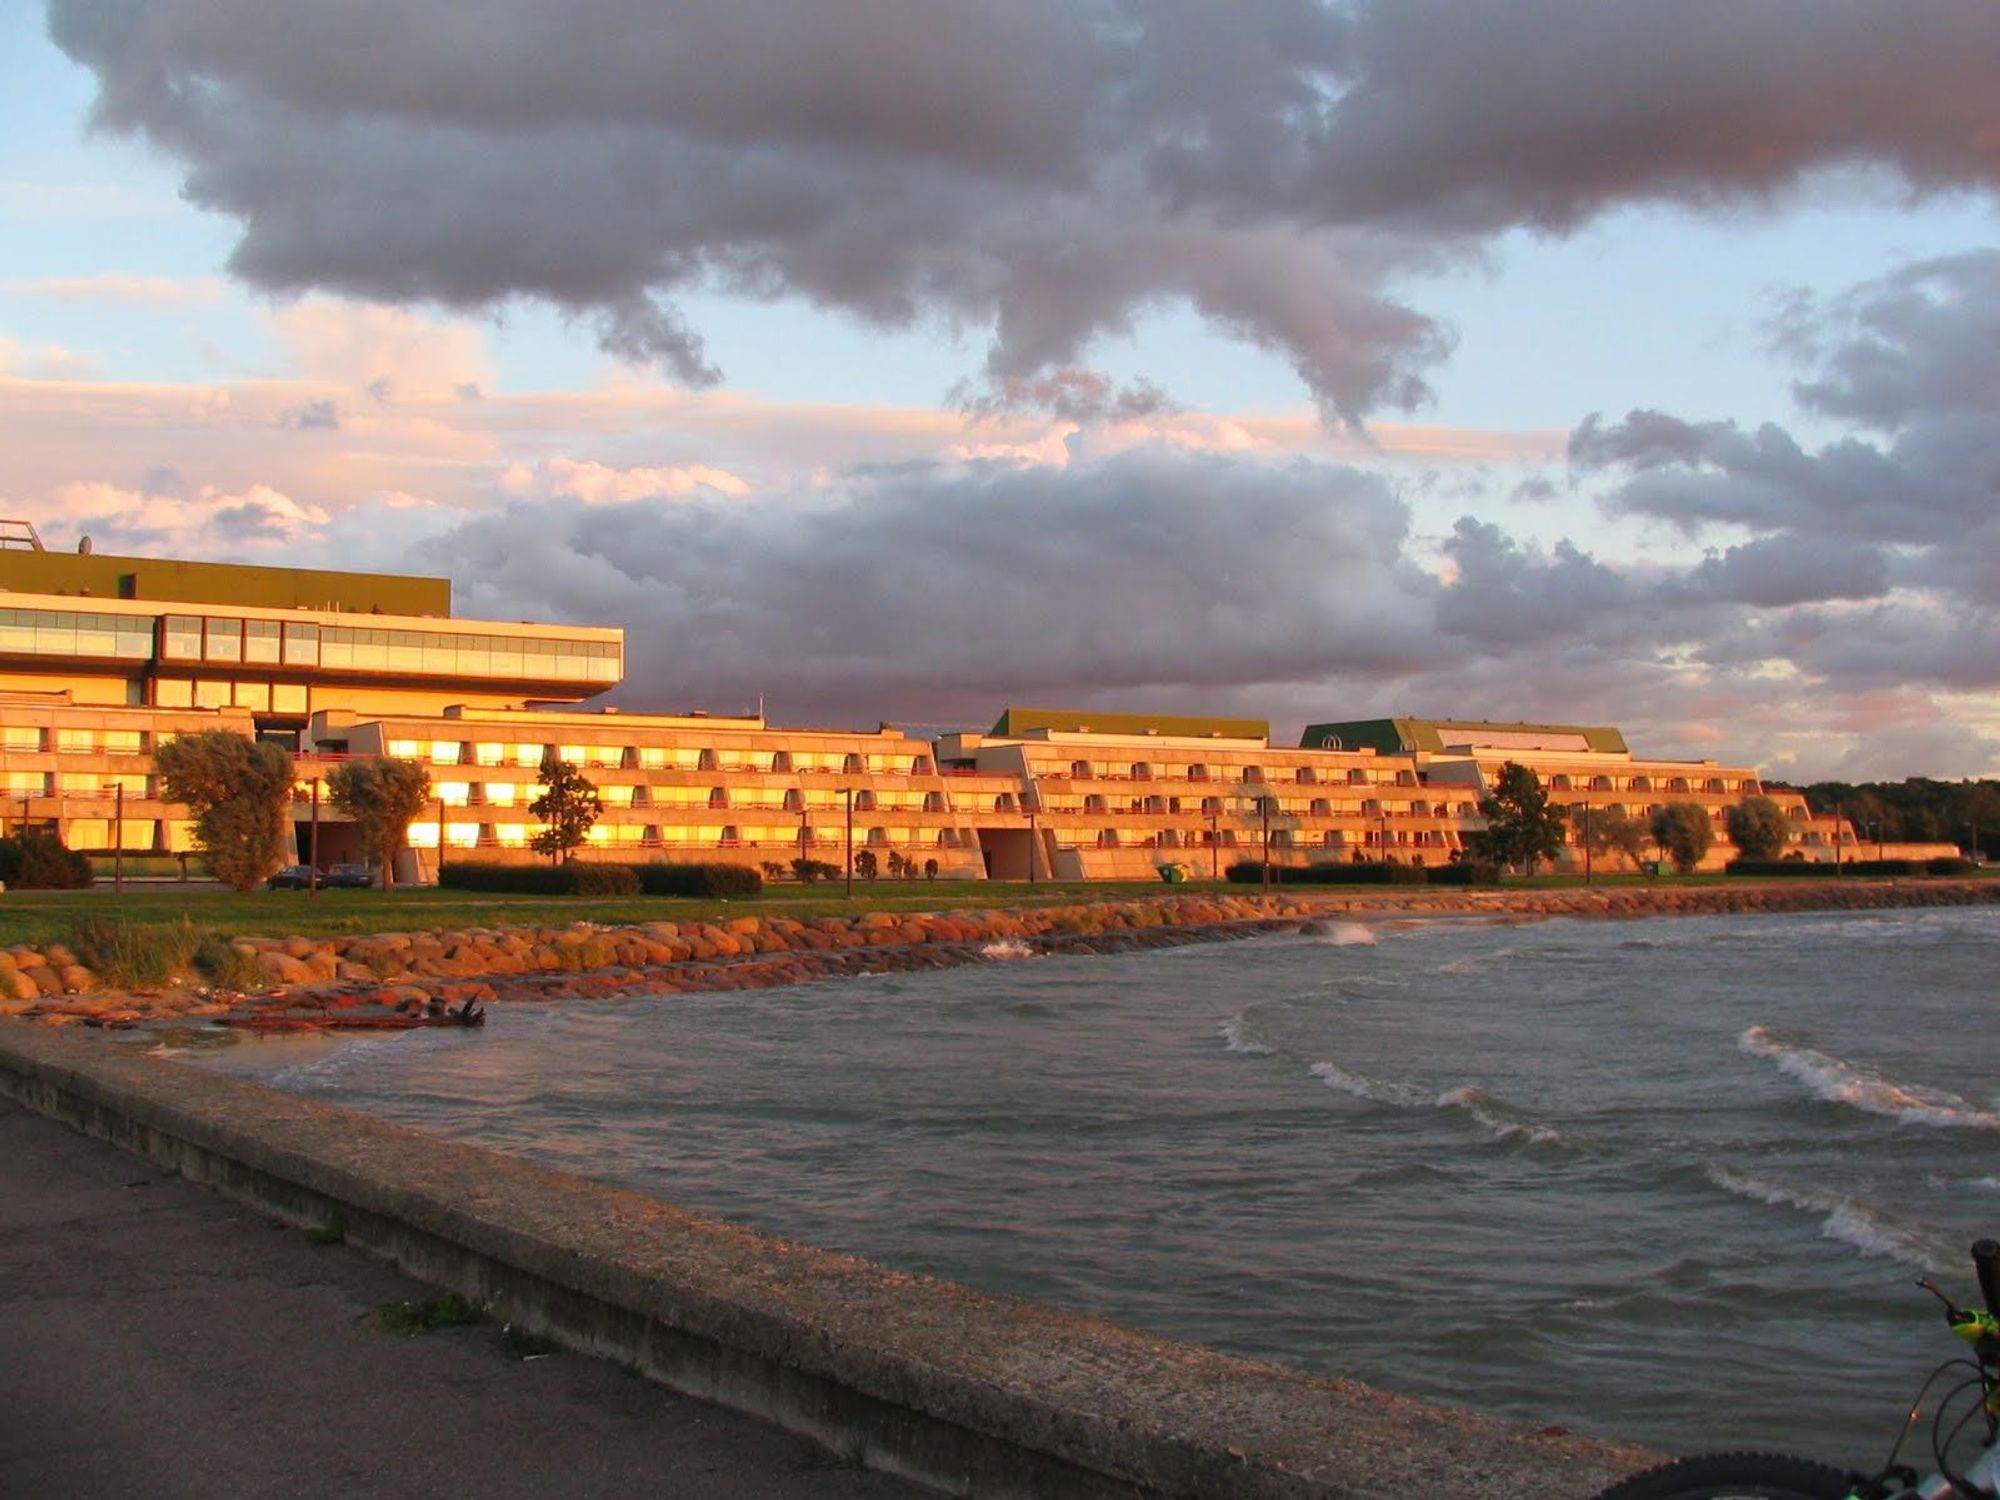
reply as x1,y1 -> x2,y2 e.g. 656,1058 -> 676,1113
6,877 -> 1996,1034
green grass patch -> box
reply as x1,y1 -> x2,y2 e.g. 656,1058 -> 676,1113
376,1292 -> 486,1335
193,932 -> 268,991
68,913 -> 198,988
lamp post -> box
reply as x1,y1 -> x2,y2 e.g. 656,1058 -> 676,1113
309,777 -> 321,899
1968,820 -> 1980,868
436,790 -> 447,882
1028,806 -> 1040,886
1208,809 -> 1219,880
1260,795 -> 1271,896
1582,802 -> 1593,886
104,782 -> 124,895
844,786 -> 853,899
1834,800 -> 1843,874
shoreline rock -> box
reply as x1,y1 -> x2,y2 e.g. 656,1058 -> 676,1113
8,878 -> 1998,1033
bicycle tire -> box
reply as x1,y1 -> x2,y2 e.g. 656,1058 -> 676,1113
1589,1450 -> 1858,1500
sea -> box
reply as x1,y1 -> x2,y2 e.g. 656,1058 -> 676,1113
193,904 -> 2000,1466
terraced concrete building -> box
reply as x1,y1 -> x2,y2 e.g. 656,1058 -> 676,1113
0,530 -> 1860,879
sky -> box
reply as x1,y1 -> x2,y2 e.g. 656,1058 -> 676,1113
4,1 -> 1999,782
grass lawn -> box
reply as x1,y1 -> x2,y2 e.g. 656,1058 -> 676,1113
0,879 -> 1231,949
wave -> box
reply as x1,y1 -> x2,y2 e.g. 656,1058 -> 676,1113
1309,1062 -> 1564,1145
1217,1016 -> 1272,1055
1309,1060 -> 1432,1108
1705,1165 -> 1946,1272
1300,920 -> 1377,947
980,939 -> 1035,960
1437,1085 -> 1565,1146
1739,1026 -> 2000,1130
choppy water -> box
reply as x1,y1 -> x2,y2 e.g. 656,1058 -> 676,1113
199,907 -> 2000,1463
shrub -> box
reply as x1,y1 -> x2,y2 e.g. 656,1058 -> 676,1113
70,915 -> 197,988
1725,859 -> 1841,877
789,857 -> 840,885
1928,857 -> 1977,876
194,933 -> 269,992
438,861 -> 577,894
1226,860 -> 1444,887
635,862 -> 763,899
1424,861 -> 1501,885
0,831 -> 95,889
569,863 -> 640,896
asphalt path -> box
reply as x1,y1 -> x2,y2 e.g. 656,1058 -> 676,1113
0,1098 -> 929,1500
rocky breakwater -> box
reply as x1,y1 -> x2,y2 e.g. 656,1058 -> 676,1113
0,893 -> 1325,1032
3,879 -> 1994,1034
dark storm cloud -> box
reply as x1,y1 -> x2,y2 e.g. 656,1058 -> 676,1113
416,449 -> 1440,722
48,0 -> 2000,421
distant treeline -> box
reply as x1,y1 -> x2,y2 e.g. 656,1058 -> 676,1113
1765,777 -> 2000,855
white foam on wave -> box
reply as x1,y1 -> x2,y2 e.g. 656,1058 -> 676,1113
1739,1026 -> 2000,1130
1309,1063 -> 1561,1144
1217,1016 -> 1272,1055
1309,1060 -> 1431,1108
980,939 -> 1035,960
1705,1165 -> 1944,1271
1436,1084 -> 1564,1146
1304,921 -> 1377,947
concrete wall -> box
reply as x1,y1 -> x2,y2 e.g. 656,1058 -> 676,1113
0,1024 -> 1649,1499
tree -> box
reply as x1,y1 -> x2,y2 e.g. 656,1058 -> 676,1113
1723,795 -> 1791,861
155,730 -> 294,891
327,756 -> 432,891
1650,802 -> 1715,873
1468,762 -> 1565,874
1569,804 -> 1648,872
529,754 -> 600,864
852,849 -> 879,880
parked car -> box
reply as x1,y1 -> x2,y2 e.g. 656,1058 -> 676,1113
266,864 -> 316,890
323,863 -> 375,888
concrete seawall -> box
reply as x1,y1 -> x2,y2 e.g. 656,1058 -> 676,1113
0,1023 -> 1653,1499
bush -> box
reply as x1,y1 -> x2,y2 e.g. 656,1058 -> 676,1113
569,863 -> 640,896
70,915 -> 197,988
194,933 -> 269,992
635,862 -> 763,899
1424,861 -> 1501,885
1928,857 -> 1978,876
438,861 -> 579,894
1725,859 -> 1842,877
0,831 -> 96,890
1225,860 -> 1462,887
789,857 -> 840,885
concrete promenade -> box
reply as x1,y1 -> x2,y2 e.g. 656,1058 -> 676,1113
0,1098 -> 924,1500
0,1020 -> 1656,1500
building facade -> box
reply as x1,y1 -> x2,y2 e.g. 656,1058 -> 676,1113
0,535 -> 1888,879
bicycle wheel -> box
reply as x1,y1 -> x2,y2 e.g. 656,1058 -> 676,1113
1589,1450 -> 1857,1500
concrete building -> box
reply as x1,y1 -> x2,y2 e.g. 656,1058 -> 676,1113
0,532 -> 1880,880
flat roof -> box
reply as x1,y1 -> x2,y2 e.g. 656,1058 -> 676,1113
0,550 -> 450,616
990,706 -> 1271,742
1303,717 -> 1630,756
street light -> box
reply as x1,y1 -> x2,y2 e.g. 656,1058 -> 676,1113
844,786 -> 853,899
309,777 -> 321,898
102,782 -> 124,895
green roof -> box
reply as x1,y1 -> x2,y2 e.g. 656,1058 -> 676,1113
990,707 -> 1269,741
1301,718 -> 1629,755
0,550 -> 450,616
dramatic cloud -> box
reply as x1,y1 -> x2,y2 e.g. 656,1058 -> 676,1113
1579,253 -> 2000,584
48,0 -> 2000,423
419,448 -> 1439,722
